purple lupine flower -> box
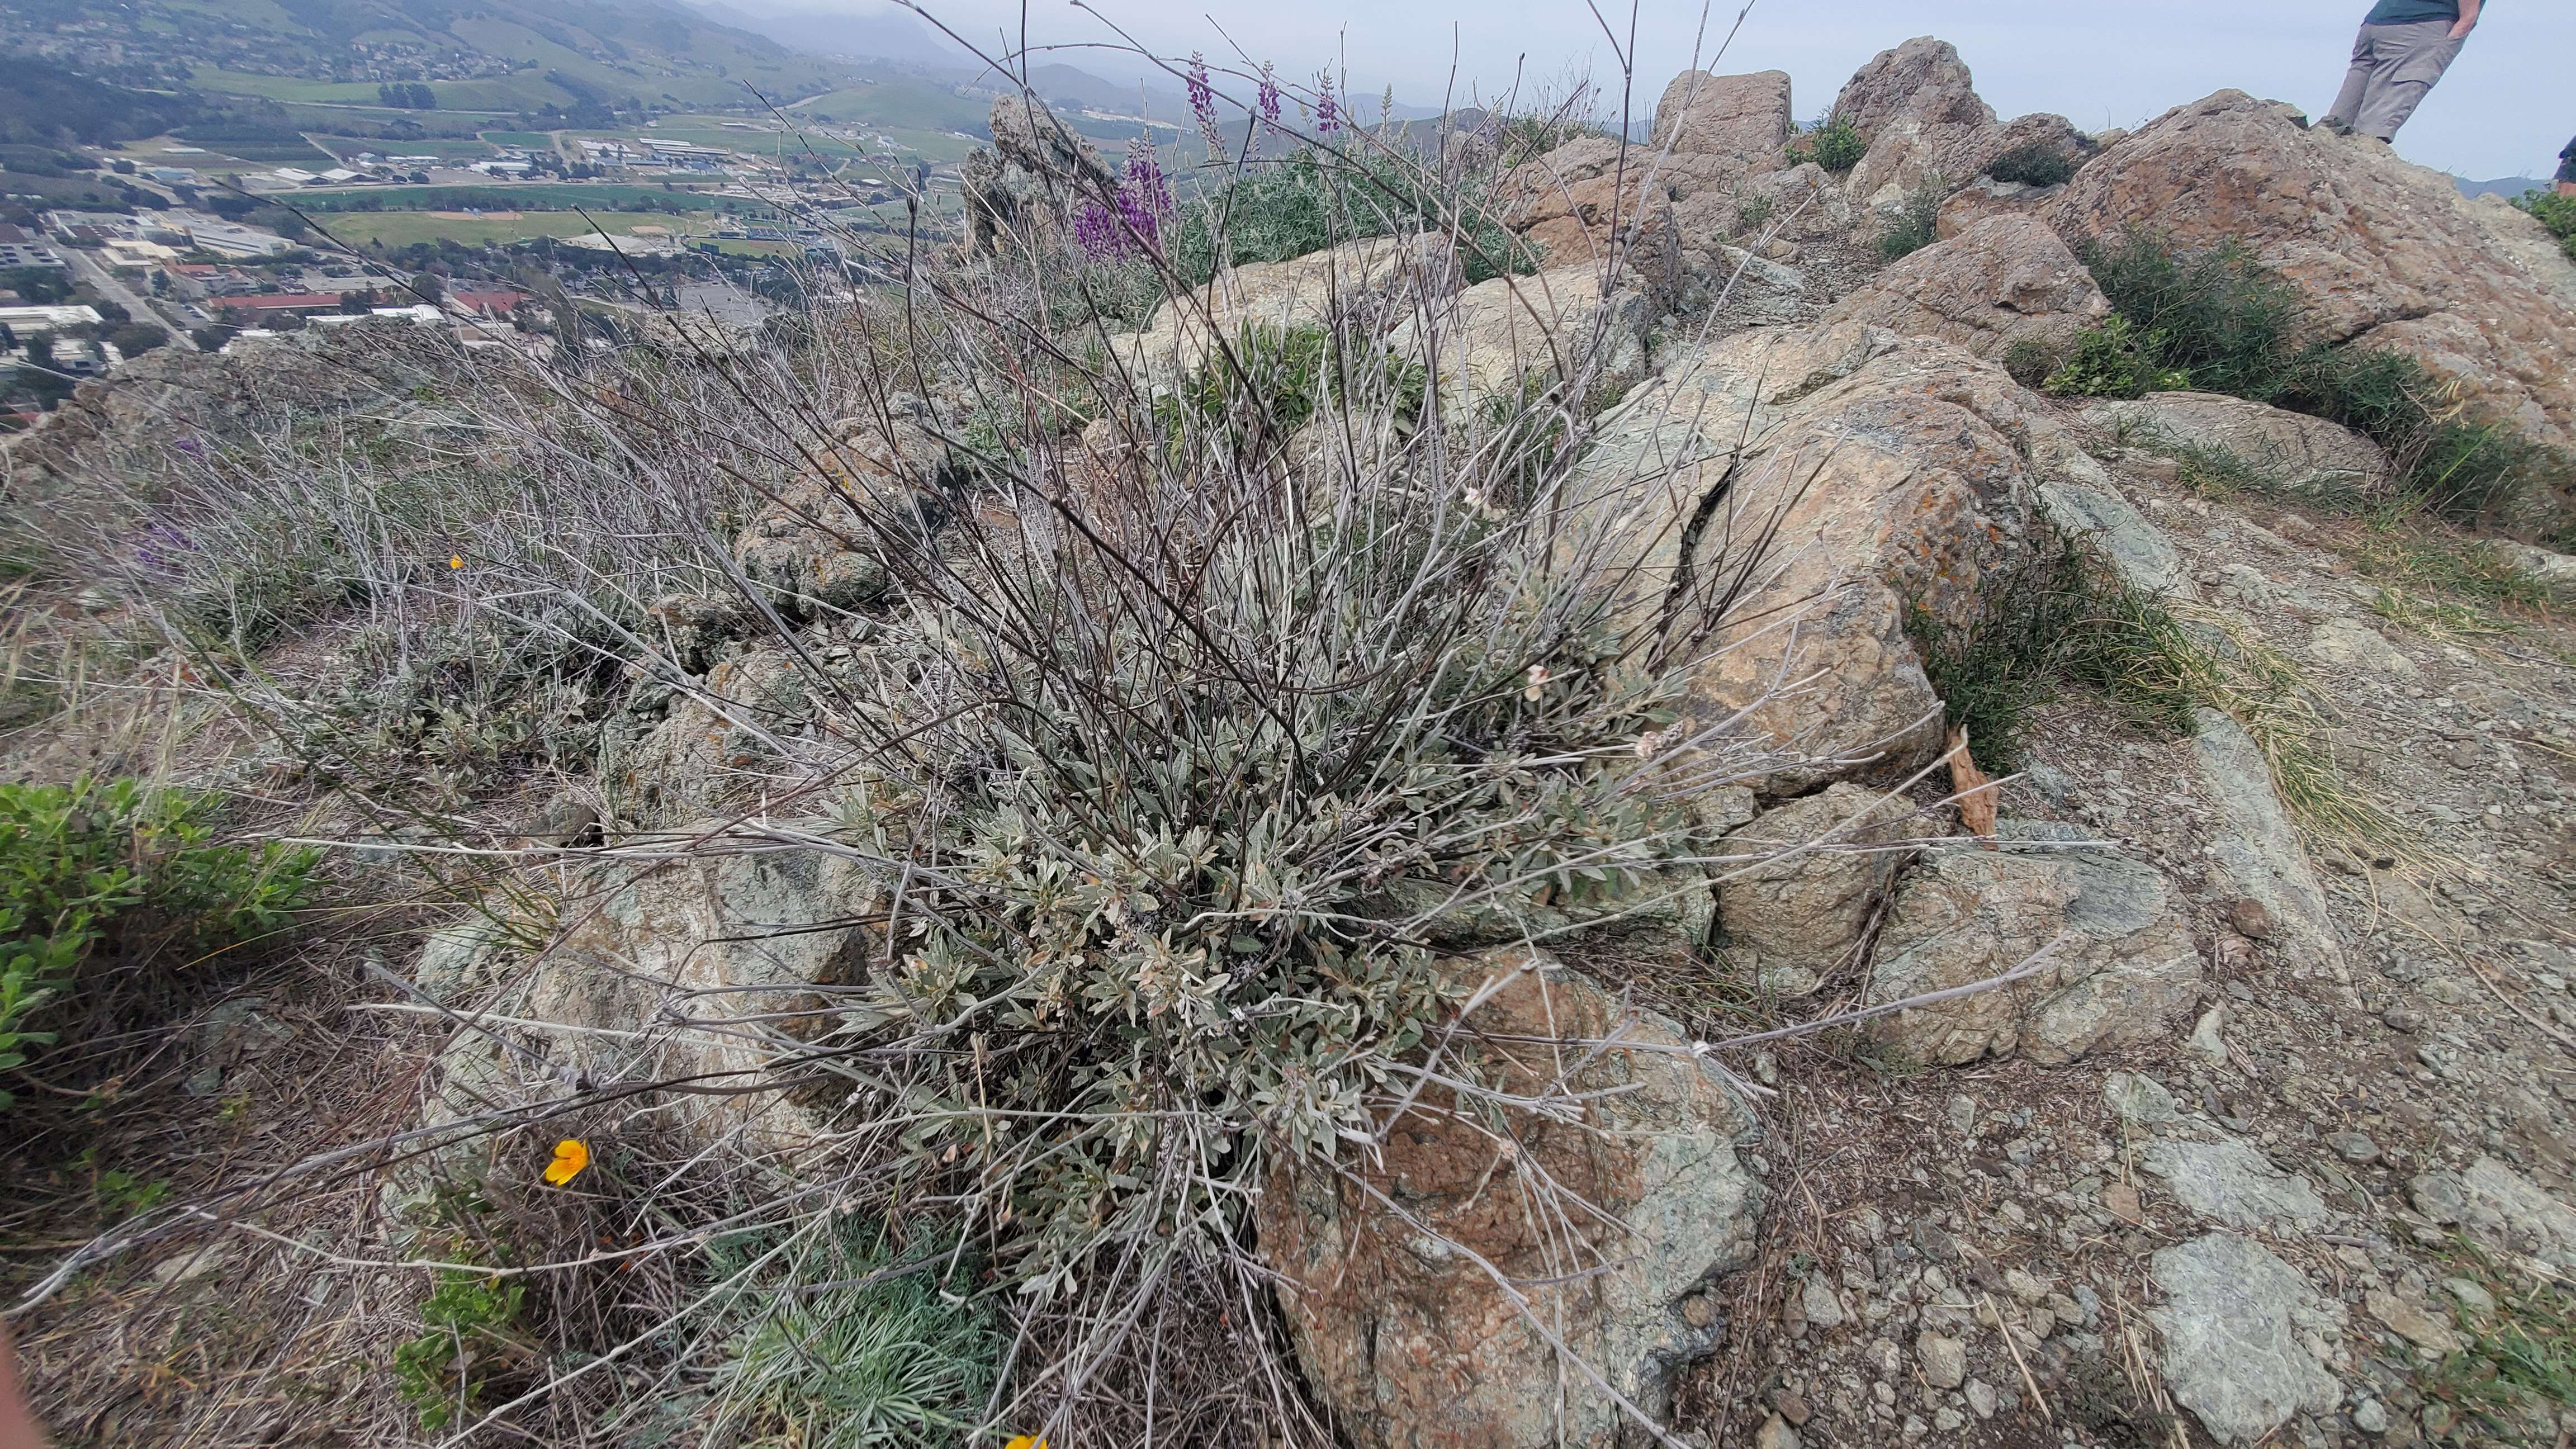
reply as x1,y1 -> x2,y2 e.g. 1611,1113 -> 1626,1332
1188,52 -> 1224,159
1257,63 -> 1281,133
1315,72 -> 1340,135
1073,201 -> 1124,262
1122,138 -> 1173,219
135,520 -> 195,578
172,435 -> 204,459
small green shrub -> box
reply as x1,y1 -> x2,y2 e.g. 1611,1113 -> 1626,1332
1166,153 -> 1535,288
391,1267 -> 528,1432
2043,315 -> 2190,399
2000,337 -> 2065,389
1733,192 -> 1777,234
1985,142 -> 2077,188
1905,528 -> 2200,770
0,775 -> 314,1109
702,1220 -> 1002,1449
2511,188 -> 2576,262
1875,178 -> 1948,261
2078,230 -> 2302,400
1787,115 -> 1865,174
1158,321 -> 1426,444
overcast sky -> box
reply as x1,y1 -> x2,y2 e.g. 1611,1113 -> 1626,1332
893,0 -> 2570,180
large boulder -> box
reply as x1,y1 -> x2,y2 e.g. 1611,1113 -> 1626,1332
1260,946 -> 1762,1448
2045,89 -> 2576,453
1562,320 -> 2122,791
1109,237 -> 1454,379
1649,68 -> 1794,168
1865,831 -> 2204,1066
1821,213 -> 2109,359
1832,40 -> 2093,221
1505,69 -> 1804,276
2080,391 -> 2390,498
1832,36 -> 1996,210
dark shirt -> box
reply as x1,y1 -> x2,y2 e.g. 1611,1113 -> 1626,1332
2362,0 -> 2459,22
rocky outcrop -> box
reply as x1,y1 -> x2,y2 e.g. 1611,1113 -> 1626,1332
1651,69 -> 1794,166
1261,946 -> 1762,1448
1831,39 -> 2092,220
2081,392 -> 2390,498
1712,783 -> 1928,995
2045,89 -> 2576,453
1510,70 -> 1793,269
1821,214 -> 2108,360
1865,831 -> 2203,1065
1564,320 -> 2131,790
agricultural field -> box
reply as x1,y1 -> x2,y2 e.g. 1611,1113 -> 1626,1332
310,207 -> 709,249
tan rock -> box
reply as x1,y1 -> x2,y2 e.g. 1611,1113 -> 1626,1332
1823,213 -> 2109,359
1650,68 -> 1793,168
2081,391 -> 2390,498
1261,947 -> 1762,1448
2045,89 -> 2576,455
1109,237 -> 1451,379
1833,37 -> 1996,209
1398,262 -> 1654,405
1715,783 -> 1929,991
421,843 -> 878,1152
1865,838 -> 2203,1066
1564,321 -> 2105,790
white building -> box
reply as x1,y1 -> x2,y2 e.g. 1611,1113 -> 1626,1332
0,304 -> 105,334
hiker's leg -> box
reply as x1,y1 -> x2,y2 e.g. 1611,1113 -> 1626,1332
2321,23 -> 2380,130
2356,20 -> 2464,139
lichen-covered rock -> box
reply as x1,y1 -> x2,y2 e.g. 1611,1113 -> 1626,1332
1398,262 -> 1654,404
2081,391 -> 2390,498
1261,947 -> 1762,1448
732,479 -> 894,623
1865,834 -> 2203,1066
2150,1234 -> 2344,1443
1506,69 -> 1801,274
1714,783 -> 1929,995
421,841 -> 882,1151
2045,89 -> 2576,457
1565,321 -> 2123,790
1822,213 -> 2108,359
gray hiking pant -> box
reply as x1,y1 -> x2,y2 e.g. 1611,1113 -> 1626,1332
2323,19 -> 2465,140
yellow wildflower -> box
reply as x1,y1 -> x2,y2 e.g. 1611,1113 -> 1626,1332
448,555 -> 463,569
542,1138 -> 590,1186
1004,1437 -> 1048,1449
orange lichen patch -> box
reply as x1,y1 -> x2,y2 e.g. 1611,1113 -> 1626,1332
1948,726 -> 1997,845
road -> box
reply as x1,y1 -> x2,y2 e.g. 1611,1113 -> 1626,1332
61,245 -> 197,352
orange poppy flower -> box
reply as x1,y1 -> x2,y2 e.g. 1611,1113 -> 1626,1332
543,1138 -> 590,1186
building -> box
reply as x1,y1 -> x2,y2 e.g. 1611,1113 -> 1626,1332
0,304 -> 104,334
446,289 -> 530,318
101,237 -> 182,268
145,167 -> 196,184
0,239 -> 67,272
164,211 -> 293,259
269,168 -> 321,186
213,292 -> 358,324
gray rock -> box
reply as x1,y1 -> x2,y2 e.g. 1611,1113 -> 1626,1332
2409,1171 -> 2468,1225
2083,391 -> 2389,498
2189,1005 -> 2229,1064
1964,1379 -> 1999,1419
2191,711 -> 2347,979
1867,842 -> 2202,1066
1916,1330 -> 1968,1390
2039,456 -> 2195,598
2456,1158 -> 2576,1272
2324,1131 -> 2381,1164
2352,1398 -> 2390,1434
2308,618 -> 2422,680
1716,783 -> 1930,989
1754,1415 -> 1801,1449
2151,1233 -> 2342,1443
2104,1070 -> 2179,1123
2141,1139 -> 2328,1229
1802,1273 -> 1850,1331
